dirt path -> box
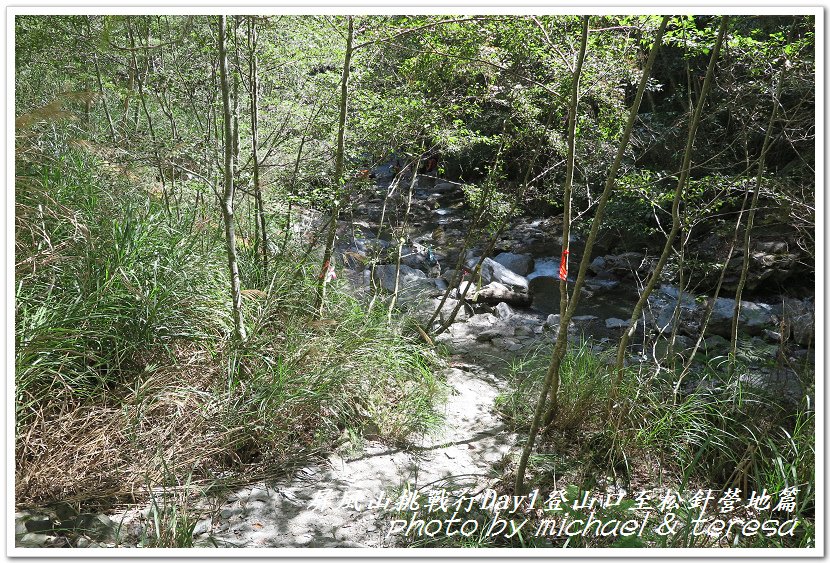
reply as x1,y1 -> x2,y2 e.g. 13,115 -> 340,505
183,359 -> 516,548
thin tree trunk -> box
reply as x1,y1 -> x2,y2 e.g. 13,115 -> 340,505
609,16 -> 728,412
218,15 -> 247,342
542,16 -> 589,423
316,16 -> 354,315
128,19 -> 173,218
515,16 -> 668,495
87,19 -> 117,143
425,121 -> 512,331
248,16 -> 267,276
388,159 -> 421,322
730,44 -> 790,359
282,103 -> 326,256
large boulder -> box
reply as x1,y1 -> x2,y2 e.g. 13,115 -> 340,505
589,252 -> 649,279
782,297 -> 814,347
493,252 -> 534,276
705,297 -> 777,337
473,282 -> 531,306
647,284 -> 701,334
372,263 -> 425,292
739,367 -> 804,410
466,257 -> 529,292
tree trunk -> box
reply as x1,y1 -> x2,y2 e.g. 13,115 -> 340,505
515,16 -> 669,495
316,15 -> 354,316
218,15 -> 247,342
388,159 -> 421,322
542,16 -> 589,424
730,40 -> 790,359
609,16 -> 728,412
248,16 -> 267,276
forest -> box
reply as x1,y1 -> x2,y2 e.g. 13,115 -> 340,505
13,13 -> 816,550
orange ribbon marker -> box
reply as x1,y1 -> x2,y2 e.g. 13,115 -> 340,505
559,249 -> 570,280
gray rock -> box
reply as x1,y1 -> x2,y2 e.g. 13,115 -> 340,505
588,256 -> 607,275
467,257 -> 529,291
515,326 -> 534,337
707,297 -> 776,337
572,315 -> 598,322
17,533 -> 51,548
72,514 -> 115,541
493,252 -> 534,276
585,278 -> 620,293
192,518 -> 213,536
494,302 -> 515,319
739,367 -> 804,409
400,248 -> 431,272
657,284 -> 697,307
492,338 -> 523,352
763,329 -> 782,343
783,298 -> 814,347
371,263 -> 425,292
474,282 -> 531,306
605,318 -> 630,329
436,298 -> 470,325
219,507 -> 241,519
433,181 -> 457,194
441,269 -> 465,286
476,326 -> 515,342
457,280 -> 479,299
24,516 -> 54,534
545,314 -> 560,327
526,258 -> 560,281
703,334 -> 730,353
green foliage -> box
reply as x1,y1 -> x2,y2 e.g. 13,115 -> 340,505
14,138 -> 445,504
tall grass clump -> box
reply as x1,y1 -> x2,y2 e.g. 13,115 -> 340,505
15,137 -> 445,506
495,338 -> 814,547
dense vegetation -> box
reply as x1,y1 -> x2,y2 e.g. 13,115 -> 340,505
15,14 -> 815,548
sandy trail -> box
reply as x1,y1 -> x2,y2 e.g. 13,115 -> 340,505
195,359 -> 516,548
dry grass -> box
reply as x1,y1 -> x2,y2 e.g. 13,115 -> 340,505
15,344 -> 232,507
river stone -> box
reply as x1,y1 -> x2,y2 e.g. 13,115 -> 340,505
467,257 -> 529,291
72,514 -> 115,541
494,302 -> 515,319
436,298 -> 470,325
585,278 -> 620,293
457,280 -> 479,299
588,256 -> 607,275
400,248 -> 431,273
493,252 -> 534,276
783,298 -> 814,347
739,367 -> 804,409
374,264 -> 427,293
474,282 -> 531,306
706,297 -> 776,337
17,533 -> 51,548
476,326 -> 516,342
492,337 -> 523,352
24,516 -> 54,534
605,318 -> 630,329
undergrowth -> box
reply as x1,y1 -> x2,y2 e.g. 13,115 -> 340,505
488,338 -> 815,548
15,140 -> 445,507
